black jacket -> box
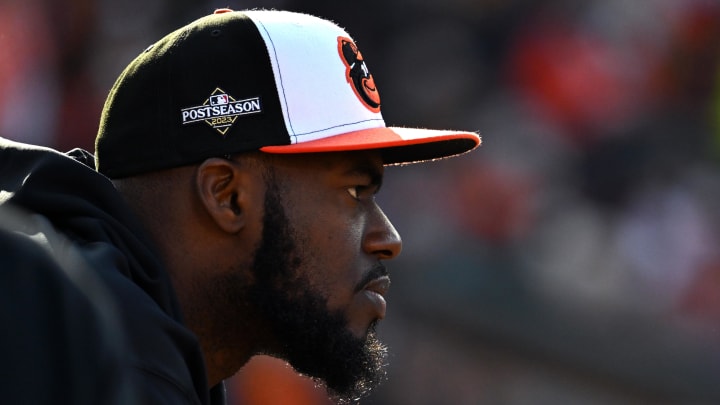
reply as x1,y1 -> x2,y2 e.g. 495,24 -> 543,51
0,138 -> 225,404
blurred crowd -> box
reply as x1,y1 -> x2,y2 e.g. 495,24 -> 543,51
3,0 -> 720,403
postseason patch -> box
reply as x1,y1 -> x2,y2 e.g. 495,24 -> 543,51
181,88 -> 262,135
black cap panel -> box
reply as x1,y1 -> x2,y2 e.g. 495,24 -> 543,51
96,12 -> 289,178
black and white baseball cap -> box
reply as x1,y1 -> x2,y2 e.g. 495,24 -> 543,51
95,8 -> 481,178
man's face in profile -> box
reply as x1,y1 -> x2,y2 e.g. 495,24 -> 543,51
221,151 -> 402,402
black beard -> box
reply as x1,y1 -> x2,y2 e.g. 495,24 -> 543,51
245,175 -> 388,403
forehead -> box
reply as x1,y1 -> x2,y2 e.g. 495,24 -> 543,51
264,151 -> 384,177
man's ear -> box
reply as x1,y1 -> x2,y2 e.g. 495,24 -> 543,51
195,158 -> 248,234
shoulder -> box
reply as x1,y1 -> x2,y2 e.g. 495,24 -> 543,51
0,205 -> 134,404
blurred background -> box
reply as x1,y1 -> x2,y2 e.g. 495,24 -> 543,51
3,0 -> 720,403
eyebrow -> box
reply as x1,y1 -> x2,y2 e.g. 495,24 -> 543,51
345,162 -> 384,193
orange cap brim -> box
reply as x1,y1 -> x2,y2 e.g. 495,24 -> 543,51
260,127 -> 481,165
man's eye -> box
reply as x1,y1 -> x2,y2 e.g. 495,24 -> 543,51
347,186 -> 369,200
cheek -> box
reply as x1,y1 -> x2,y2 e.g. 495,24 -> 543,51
295,206 -> 367,311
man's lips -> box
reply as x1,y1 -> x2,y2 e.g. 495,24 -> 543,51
355,264 -> 389,293
363,275 -> 390,297
362,275 -> 391,319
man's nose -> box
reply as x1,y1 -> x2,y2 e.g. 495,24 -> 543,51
363,204 -> 402,260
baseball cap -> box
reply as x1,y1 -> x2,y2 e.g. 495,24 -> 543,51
95,9 -> 481,178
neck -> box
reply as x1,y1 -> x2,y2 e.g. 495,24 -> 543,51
173,272 -> 266,387
204,347 -> 254,387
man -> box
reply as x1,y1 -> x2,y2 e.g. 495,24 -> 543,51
0,8 -> 480,404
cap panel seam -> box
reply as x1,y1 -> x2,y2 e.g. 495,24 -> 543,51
291,118 -> 384,138
253,19 -> 297,143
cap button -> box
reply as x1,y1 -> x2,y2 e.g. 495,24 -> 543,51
214,8 -> 233,14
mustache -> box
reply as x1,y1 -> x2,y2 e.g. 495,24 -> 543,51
354,263 -> 389,293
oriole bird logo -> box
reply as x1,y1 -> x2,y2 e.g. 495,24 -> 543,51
338,36 -> 381,113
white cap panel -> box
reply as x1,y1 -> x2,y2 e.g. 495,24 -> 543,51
245,10 -> 386,143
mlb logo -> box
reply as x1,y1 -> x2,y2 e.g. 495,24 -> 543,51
210,94 -> 229,105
